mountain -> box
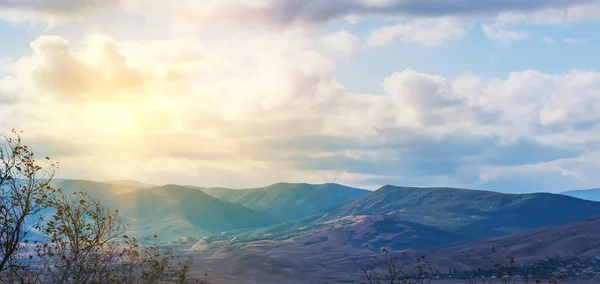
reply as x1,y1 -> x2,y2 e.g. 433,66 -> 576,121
51,180 -> 278,240
562,188 -> 600,202
200,185 -> 600,248
201,182 -> 369,222
330,185 -> 600,238
187,186 -> 600,283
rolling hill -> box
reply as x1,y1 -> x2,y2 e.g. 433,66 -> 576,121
331,185 -> 600,238
51,180 -> 279,240
202,185 -> 600,247
562,188 -> 600,202
201,182 -> 369,222
187,186 -> 600,283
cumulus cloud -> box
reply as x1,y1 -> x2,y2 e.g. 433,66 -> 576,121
481,23 -> 529,44
13,35 -> 145,101
322,30 -> 359,55
0,0 -> 119,24
541,37 -> 555,44
0,77 -> 19,104
367,18 -> 466,47
4,32 -> 600,191
6,35 -> 220,102
564,37 -> 588,44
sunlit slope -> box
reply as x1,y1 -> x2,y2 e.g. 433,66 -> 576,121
52,180 -> 278,240
202,182 -> 369,222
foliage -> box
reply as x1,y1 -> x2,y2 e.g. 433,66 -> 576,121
32,190 -> 192,283
0,130 -> 57,276
0,131 -> 193,284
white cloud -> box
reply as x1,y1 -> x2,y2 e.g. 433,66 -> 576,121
321,30 -> 359,55
4,32 -> 600,190
481,23 -> 529,44
0,0 -> 119,25
564,37 -> 588,44
367,18 -> 467,47
495,1 -> 600,25
541,37 -> 555,44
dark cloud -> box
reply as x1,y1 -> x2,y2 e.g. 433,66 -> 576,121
237,128 -> 583,182
0,0 -> 118,17
249,0 -> 592,25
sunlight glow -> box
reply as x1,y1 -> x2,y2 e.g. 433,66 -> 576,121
122,115 -> 133,127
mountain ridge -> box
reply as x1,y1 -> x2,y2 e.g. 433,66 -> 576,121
50,180 -> 279,240
201,182 -> 370,222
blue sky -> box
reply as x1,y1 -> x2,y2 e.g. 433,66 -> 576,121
330,19 -> 600,93
1,0 -> 600,192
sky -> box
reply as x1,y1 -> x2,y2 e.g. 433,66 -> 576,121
1,0 -> 600,192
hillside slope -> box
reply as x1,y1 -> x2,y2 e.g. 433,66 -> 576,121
51,180 -> 278,240
204,185 -> 600,247
332,185 -> 600,237
187,186 -> 600,284
201,182 -> 369,221
187,218 -> 600,283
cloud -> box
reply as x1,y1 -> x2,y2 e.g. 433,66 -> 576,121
4,0 -> 591,28
367,18 -> 466,47
0,0 -> 119,24
541,37 -> 555,44
4,33 -> 600,191
321,30 -> 359,55
247,0 -> 593,26
6,35 -> 220,102
0,76 -> 19,104
495,0 -> 600,24
15,35 -> 145,101
564,37 -> 588,44
481,23 -> 529,44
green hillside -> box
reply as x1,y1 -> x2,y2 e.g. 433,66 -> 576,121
202,182 -> 369,221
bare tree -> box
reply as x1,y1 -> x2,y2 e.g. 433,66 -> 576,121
1,131 -> 193,283
0,130 -> 57,277
40,190 -> 127,283
359,247 -> 437,284
39,190 -> 191,284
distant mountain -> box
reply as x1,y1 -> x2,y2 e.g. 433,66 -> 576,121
202,185 -> 600,247
331,185 -> 600,238
188,187 -> 600,283
562,188 -> 600,202
201,182 -> 369,222
51,180 -> 278,240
